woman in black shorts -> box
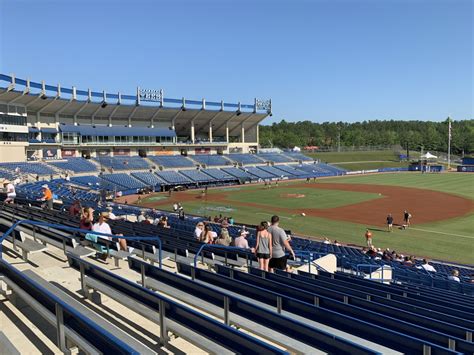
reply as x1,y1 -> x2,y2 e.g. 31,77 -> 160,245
255,221 -> 273,271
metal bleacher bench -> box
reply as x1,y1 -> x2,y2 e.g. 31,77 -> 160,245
6,231 -> 48,262
22,270 -> 157,354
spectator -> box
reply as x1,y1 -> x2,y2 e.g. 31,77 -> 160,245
402,256 -> 413,266
323,237 -> 330,244
194,222 -> 204,240
80,207 -> 94,230
137,211 -> 146,223
365,229 -> 373,247
234,231 -> 250,250
92,212 -> 127,251
215,222 -> 232,246
417,259 -> 436,272
3,180 -> 16,204
200,225 -> 215,244
158,216 -> 170,229
333,240 -> 341,246
106,206 -> 118,220
228,216 -> 234,225
40,184 -> 53,209
255,221 -> 272,271
268,215 -> 295,272
69,200 -> 81,217
366,246 -> 377,257
448,269 -> 460,282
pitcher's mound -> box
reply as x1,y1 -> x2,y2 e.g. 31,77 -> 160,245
282,193 -> 306,199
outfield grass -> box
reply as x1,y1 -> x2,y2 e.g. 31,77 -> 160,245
225,186 -> 381,209
306,150 -> 400,163
306,150 -> 421,171
334,161 -> 409,171
143,173 -> 474,264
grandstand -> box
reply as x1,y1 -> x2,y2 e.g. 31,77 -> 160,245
0,74 -> 270,163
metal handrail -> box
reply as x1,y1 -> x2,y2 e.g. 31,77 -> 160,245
356,263 -> 392,282
194,244 -> 250,268
0,219 -> 163,268
293,250 -> 329,273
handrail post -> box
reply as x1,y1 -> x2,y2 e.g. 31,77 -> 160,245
55,303 -> 66,352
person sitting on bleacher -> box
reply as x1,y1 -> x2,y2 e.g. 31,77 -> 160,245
417,259 -> 437,273
80,207 -> 94,230
448,269 -> 460,282
92,212 -> 128,251
194,222 -> 204,240
199,224 -> 215,244
69,200 -> 82,217
215,222 -> 232,246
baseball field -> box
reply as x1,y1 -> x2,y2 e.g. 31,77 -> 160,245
140,172 -> 474,264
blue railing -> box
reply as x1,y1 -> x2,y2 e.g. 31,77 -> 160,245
356,263 -> 391,282
0,219 -> 163,268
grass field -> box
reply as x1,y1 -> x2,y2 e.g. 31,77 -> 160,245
142,173 -> 474,264
306,150 -> 418,171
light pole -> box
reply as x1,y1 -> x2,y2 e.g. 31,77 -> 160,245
447,117 -> 452,170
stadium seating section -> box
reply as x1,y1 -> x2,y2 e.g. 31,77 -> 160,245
148,155 -> 195,168
189,154 -> 231,166
48,158 -> 98,173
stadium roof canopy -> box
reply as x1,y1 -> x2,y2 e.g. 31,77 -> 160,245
0,74 -> 271,137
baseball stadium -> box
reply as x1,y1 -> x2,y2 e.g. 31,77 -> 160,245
0,1 -> 473,354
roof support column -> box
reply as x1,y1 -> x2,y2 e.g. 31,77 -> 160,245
241,123 -> 245,143
209,124 -> 213,143
226,123 -> 229,143
191,123 -> 195,144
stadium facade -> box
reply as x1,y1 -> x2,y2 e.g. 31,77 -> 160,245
0,74 -> 271,162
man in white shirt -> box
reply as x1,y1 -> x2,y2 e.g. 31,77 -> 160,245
3,180 -> 16,204
417,259 -> 436,273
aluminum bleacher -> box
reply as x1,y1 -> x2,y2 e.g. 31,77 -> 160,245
148,155 -> 195,168
189,154 -> 231,166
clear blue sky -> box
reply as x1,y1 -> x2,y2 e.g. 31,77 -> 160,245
0,0 -> 472,124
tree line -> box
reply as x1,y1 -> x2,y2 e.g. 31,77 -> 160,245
259,119 -> 474,155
